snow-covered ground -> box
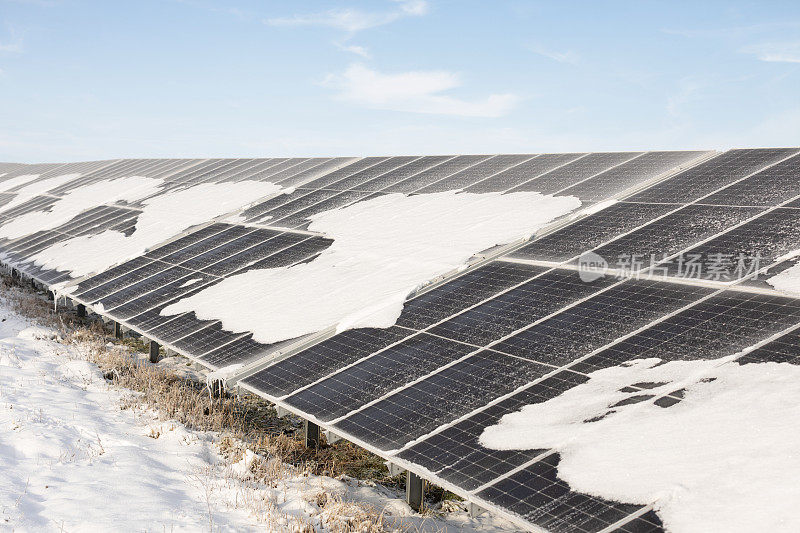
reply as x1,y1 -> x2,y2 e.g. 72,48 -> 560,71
0,292 -> 514,532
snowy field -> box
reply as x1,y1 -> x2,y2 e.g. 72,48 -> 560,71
0,288 -> 514,532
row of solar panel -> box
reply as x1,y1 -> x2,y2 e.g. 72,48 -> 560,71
237,151 -> 707,229
237,272 -> 800,531
54,151 -> 714,375
224,149 -> 800,532
511,148 -> 800,279
59,148 -> 800,375
0,157 -> 356,285
5,148 -> 799,532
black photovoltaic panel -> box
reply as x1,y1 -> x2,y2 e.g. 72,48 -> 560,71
395,261 -> 544,330
145,224 -> 234,259
463,153 -> 585,194
571,291 -> 800,374
352,156 -> 454,192
283,333 -> 479,421
243,262 -> 548,398
698,152 -> 800,207
413,154 -> 535,193
7,150 -> 800,533
426,269 -> 618,346
583,203 -> 765,268
323,280 -> 711,450
557,151 -> 707,203
658,207 -> 800,280
0,162 -> 66,180
271,190 -> 377,230
508,202 -> 680,262
298,157 -> 390,190
627,148 -> 799,204
201,334 -> 300,368
241,189 -> 341,225
735,328 -> 800,365
48,158 -> 201,196
0,195 -> 59,223
330,350 -> 554,450
476,453 -> 648,533
506,152 -> 641,194
396,370 -> 588,490
318,156 -> 420,191
491,280 -> 714,364
381,155 -> 493,193
255,157 -> 351,187
243,326 -> 418,398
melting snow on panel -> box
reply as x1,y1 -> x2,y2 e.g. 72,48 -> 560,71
479,357 -> 800,533
8,180 -> 281,279
767,261 -> 800,296
162,191 -> 581,344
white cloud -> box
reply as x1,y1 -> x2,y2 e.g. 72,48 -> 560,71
335,41 -> 371,58
265,0 -> 427,33
742,42 -> 800,63
529,45 -> 579,64
0,42 -> 22,53
325,63 -> 519,117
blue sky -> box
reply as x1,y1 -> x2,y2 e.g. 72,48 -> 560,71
1,0 -> 799,162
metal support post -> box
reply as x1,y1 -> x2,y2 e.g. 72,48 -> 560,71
304,419 -> 321,448
406,471 -> 425,512
149,340 -> 161,363
114,321 -> 123,339
76,304 -> 86,318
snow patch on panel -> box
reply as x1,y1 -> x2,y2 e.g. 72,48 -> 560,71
28,181 -> 282,279
162,191 -> 581,344
767,261 -> 800,296
0,173 -> 81,212
0,176 -> 164,240
479,357 -> 800,533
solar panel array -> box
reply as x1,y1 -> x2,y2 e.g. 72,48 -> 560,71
1,148 -> 799,532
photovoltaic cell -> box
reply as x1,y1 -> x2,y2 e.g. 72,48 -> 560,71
283,333 -> 476,421
353,156 -> 454,192
476,453 -> 648,533
426,269 -> 618,346
381,155 -> 493,193
413,155 -> 534,194
242,327 -> 412,398
583,204 -> 765,268
463,153 -> 585,194
627,148 -> 799,204
491,280 -> 714,366
320,156 -> 420,191
558,151 -> 707,203
508,202 -> 678,262
572,291 -> 800,374
299,157 -> 389,190
659,208 -> 800,280
507,152 -> 640,194
331,350 -> 553,449
699,152 -> 800,207
395,262 -> 546,331
396,370 -> 588,490
271,190 -> 376,229
735,329 -> 800,365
